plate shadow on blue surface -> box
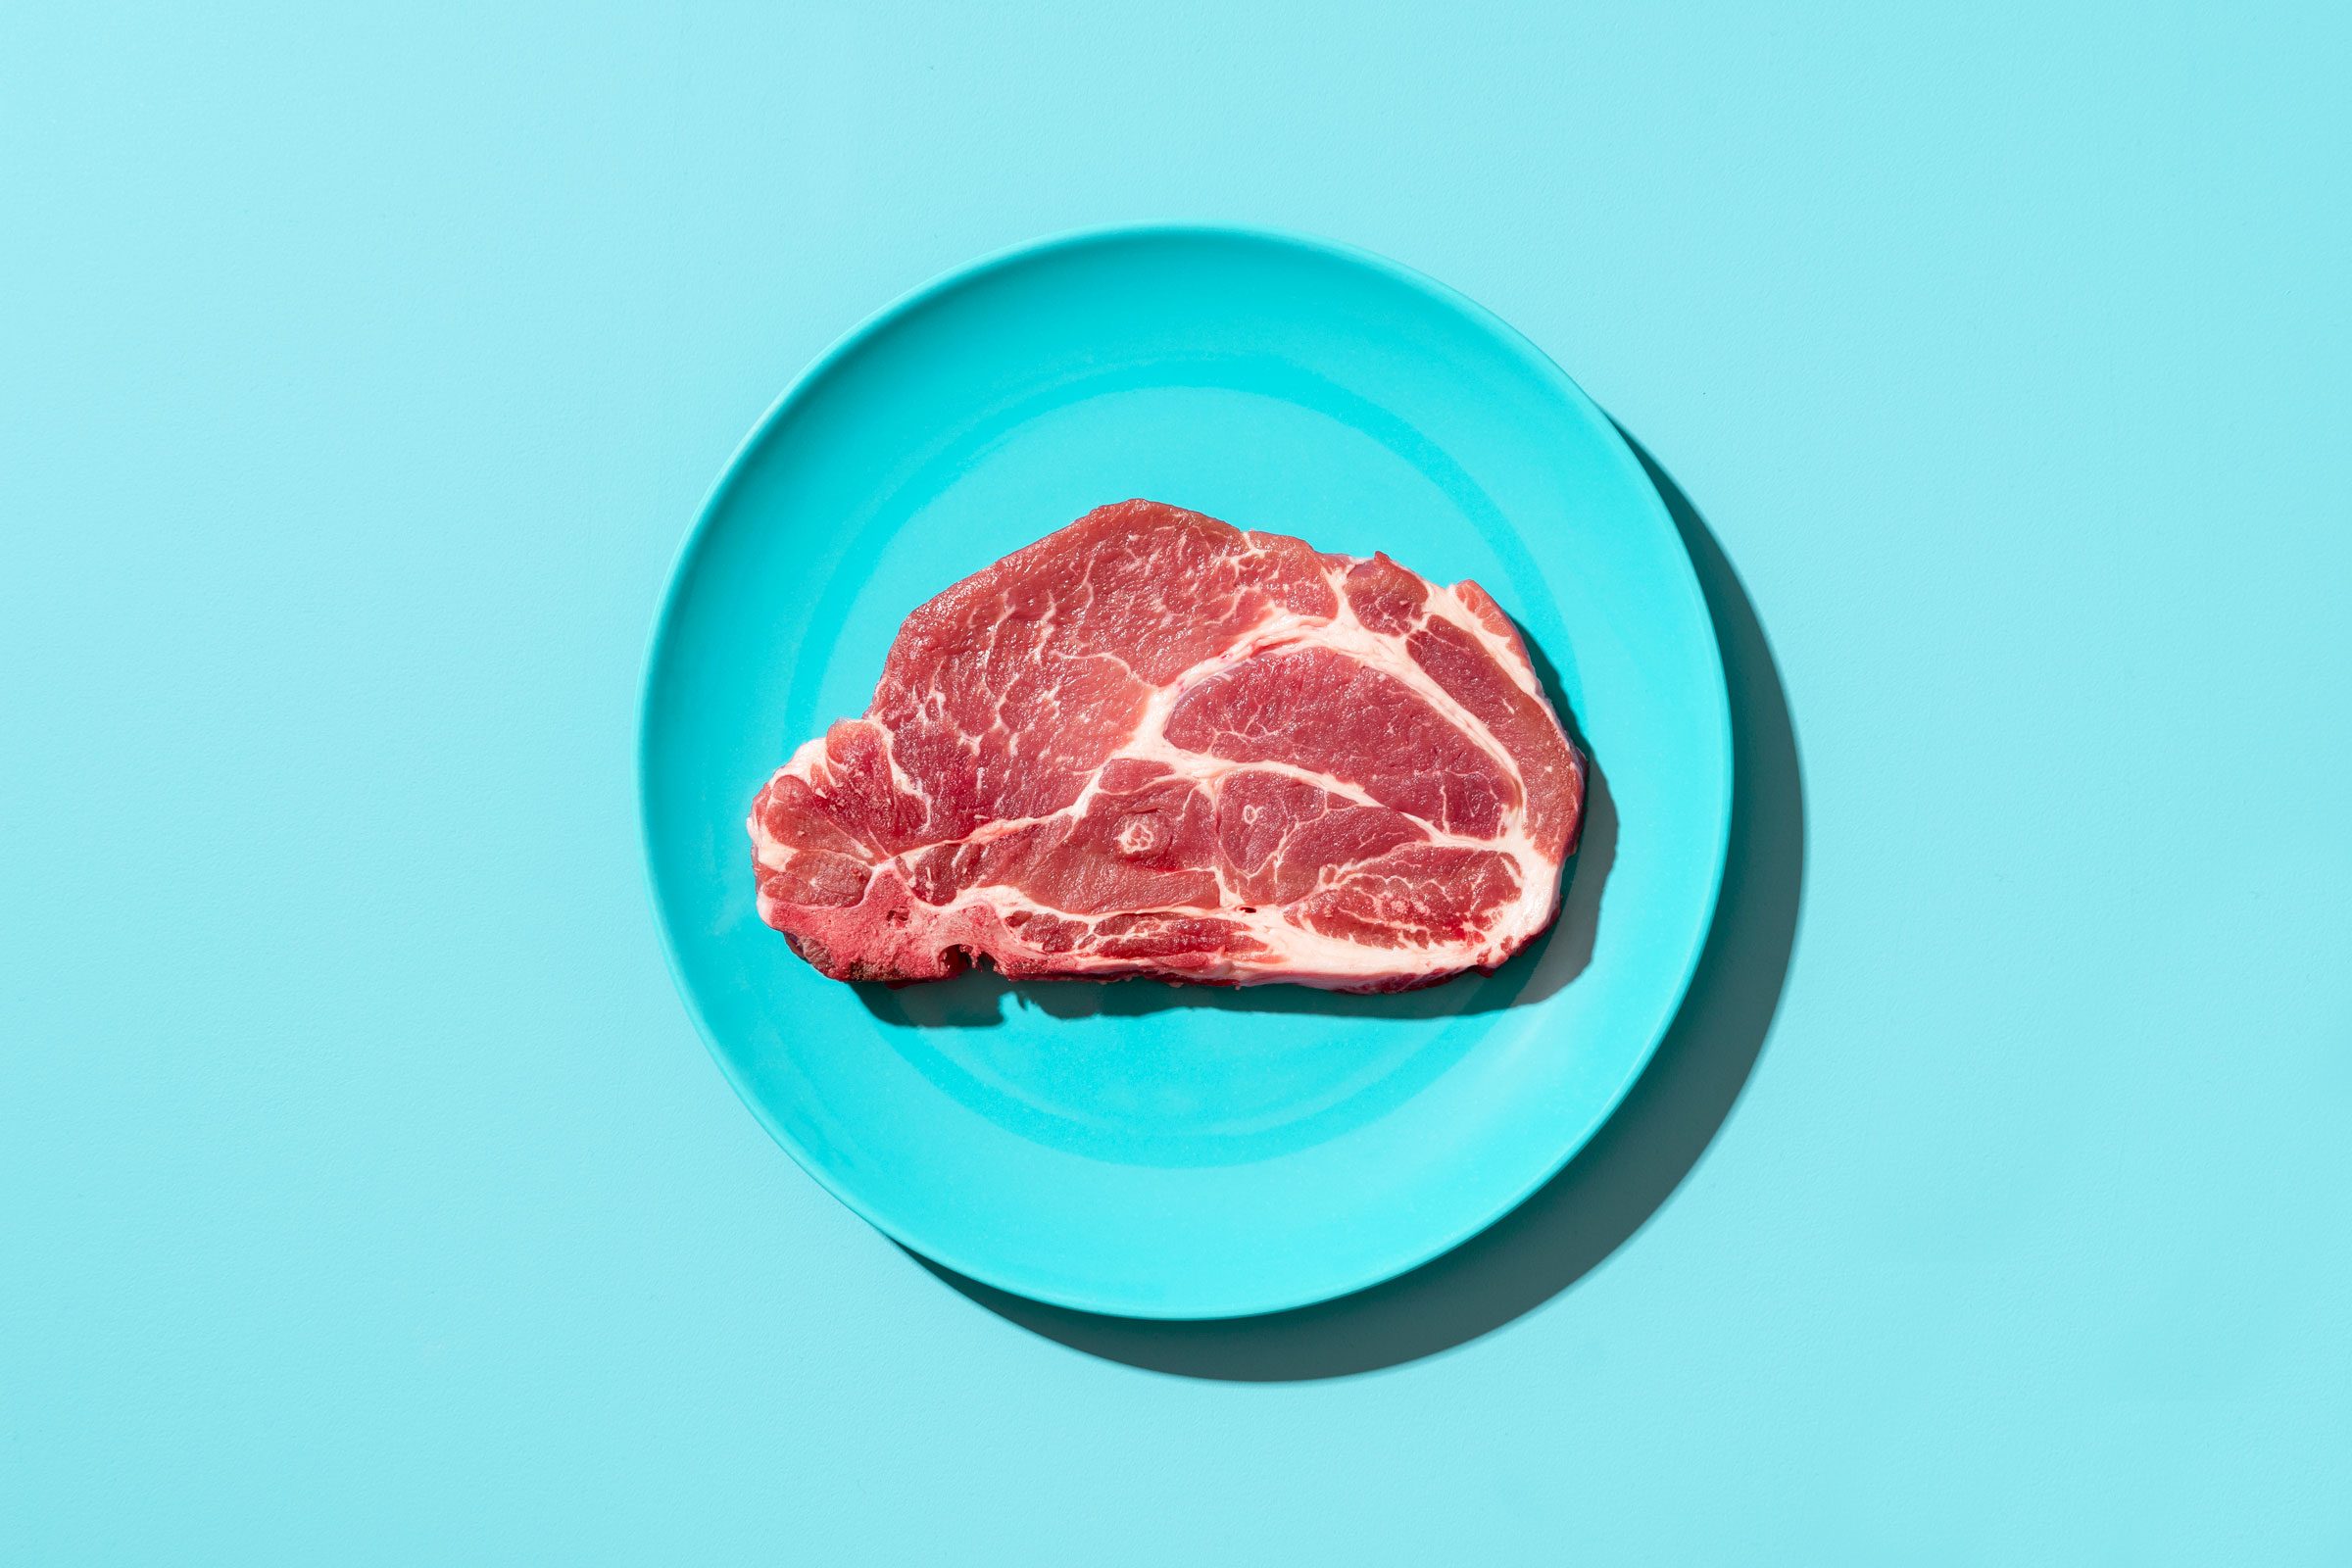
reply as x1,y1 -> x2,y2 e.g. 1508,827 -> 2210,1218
910,432 -> 1805,1378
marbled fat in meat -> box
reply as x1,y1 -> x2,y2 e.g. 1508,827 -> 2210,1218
747,500 -> 1585,991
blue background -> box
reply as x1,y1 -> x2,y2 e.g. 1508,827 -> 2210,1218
6,2 -> 2347,1561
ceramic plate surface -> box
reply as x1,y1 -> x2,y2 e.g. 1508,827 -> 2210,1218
640,225 -> 1731,1318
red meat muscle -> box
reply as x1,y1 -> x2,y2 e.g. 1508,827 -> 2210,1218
748,501 -> 1584,991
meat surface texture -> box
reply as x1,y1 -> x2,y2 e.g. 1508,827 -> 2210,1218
747,500 -> 1586,992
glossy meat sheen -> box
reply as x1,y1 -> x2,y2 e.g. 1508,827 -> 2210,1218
748,500 -> 1585,990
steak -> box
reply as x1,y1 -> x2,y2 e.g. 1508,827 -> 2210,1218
748,500 -> 1585,991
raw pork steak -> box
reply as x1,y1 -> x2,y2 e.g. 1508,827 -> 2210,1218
748,500 -> 1585,991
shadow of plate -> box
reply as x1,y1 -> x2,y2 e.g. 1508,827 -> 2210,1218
911,430 -> 1804,1377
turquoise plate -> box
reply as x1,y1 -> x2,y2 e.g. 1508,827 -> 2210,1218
640,225 -> 1731,1319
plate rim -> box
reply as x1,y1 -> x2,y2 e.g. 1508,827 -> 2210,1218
636,220 -> 1734,1319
